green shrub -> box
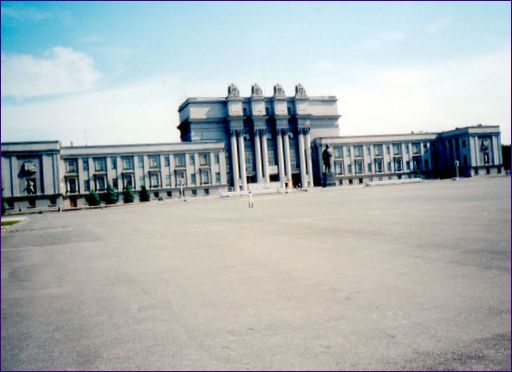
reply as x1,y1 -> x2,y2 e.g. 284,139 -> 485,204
139,185 -> 150,202
85,190 -> 101,206
103,184 -> 118,205
123,185 -> 135,203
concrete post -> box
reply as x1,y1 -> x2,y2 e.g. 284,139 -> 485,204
230,132 -> 239,192
298,131 -> 307,188
254,131 -> 263,183
277,132 -> 285,187
283,132 -> 292,189
238,132 -> 248,192
261,132 -> 270,183
305,131 -> 313,187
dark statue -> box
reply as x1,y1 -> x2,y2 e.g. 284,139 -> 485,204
322,145 -> 332,173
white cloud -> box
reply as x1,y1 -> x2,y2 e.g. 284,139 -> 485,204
1,47 -> 102,99
334,49 -> 511,143
425,17 -> 453,33
2,50 -> 510,147
362,31 -> 404,50
1,4 -> 72,24
77,34 -> 103,44
1,5 -> 52,21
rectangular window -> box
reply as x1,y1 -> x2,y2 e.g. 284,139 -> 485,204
191,174 -> 196,185
111,157 -> 117,170
462,139 -> 466,148
67,178 -> 77,193
394,158 -> 403,172
367,163 -> 372,173
95,175 -> 106,190
139,176 -> 144,186
387,162 -> 391,172
165,156 -> 170,167
405,144 -> 410,155
215,172 -> 221,184
386,145 -> 390,155
84,180 -> 90,192
354,145 -> 363,158
355,160 -> 363,174
268,136 -> 277,165
199,153 -> 210,166
123,174 -> 134,189
334,162 -> 343,175
347,164 -> 352,174
175,154 -> 185,167
82,158 -> 89,171
373,144 -> 383,157
375,159 -> 383,173
413,157 -> 421,170
191,189 -> 197,196
424,159 -> 429,170
412,143 -> 420,155
334,146 -> 342,158
366,145 -> 371,156
138,156 -> 144,168
393,143 -> 402,156
66,159 -> 77,173
405,161 -> 410,171
175,170 -> 186,186
200,170 -> 210,185
189,154 -> 195,166
112,178 -> 118,190
150,173 -> 160,188
149,155 -> 160,169
122,156 -> 134,170
94,158 -> 106,172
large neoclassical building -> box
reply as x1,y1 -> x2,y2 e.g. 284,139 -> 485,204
1,84 -> 504,213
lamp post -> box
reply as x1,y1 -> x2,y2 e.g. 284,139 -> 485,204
455,160 -> 460,179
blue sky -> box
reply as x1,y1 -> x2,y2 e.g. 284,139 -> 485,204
1,1 -> 510,144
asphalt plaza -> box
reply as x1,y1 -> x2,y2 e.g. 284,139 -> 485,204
2,177 -> 510,370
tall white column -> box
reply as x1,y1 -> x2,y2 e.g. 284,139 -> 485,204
238,132 -> 248,192
254,131 -> 263,183
261,132 -> 270,183
305,132 -> 313,187
283,132 -> 292,189
276,131 -> 285,187
298,131 -> 307,188
230,132 -> 239,192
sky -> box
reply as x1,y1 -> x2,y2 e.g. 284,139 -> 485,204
1,1 -> 510,145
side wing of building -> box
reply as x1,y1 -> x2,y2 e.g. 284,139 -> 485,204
313,125 -> 503,186
2,141 -> 228,213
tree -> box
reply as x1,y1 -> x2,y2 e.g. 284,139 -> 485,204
85,190 -> 101,206
103,184 -> 118,205
123,185 -> 134,203
139,185 -> 150,202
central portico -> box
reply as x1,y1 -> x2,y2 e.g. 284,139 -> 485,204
177,83 -> 340,191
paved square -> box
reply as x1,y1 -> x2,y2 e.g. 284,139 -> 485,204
2,177 -> 510,370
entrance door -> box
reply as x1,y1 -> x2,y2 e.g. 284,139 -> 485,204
69,197 -> 77,208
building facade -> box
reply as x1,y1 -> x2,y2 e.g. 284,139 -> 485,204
1,84 -> 504,214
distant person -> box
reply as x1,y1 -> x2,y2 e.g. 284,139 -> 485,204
248,191 -> 254,208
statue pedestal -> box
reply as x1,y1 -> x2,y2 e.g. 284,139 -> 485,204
322,172 -> 336,187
